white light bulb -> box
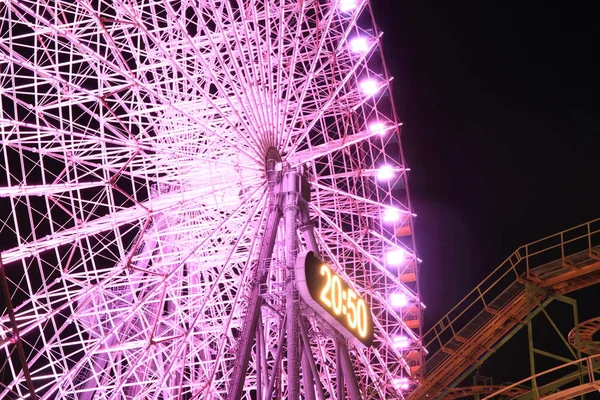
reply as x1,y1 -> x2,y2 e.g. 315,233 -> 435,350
349,37 -> 369,53
393,335 -> 411,349
386,249 -> 405,266
393,377 -> 411,390
383,208 -> 401,222
369,122 -> 386,135
390,292 -> 409,308
377,165 -> 394,180
359,79 -> 379,95
339,0 -> 358,12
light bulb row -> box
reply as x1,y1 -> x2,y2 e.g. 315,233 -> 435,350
340,0 -> 417,390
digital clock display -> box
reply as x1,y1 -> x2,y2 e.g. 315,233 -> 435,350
296,251 -> 374,347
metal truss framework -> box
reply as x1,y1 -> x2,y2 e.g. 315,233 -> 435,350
410,218 -> 600,400
0,0 -> 423,399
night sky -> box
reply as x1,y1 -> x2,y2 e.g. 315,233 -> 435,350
372,0 -> 600,386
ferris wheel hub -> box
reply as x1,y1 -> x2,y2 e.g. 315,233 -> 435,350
264,146 -> 282,172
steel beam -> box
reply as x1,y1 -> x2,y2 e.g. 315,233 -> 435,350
339,340 -> 361,400
227,191 -> 283,400
284,169 -> 301,400
0,257 -> 38,400
299,316 -> 326,400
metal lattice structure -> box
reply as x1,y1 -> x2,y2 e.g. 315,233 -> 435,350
409,218 -> 600,400
0,1 -> 423,399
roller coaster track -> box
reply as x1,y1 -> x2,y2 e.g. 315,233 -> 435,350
444,385 -> 528,399
569,316 -> 600,356
483,354 -> 600,400
408,218 -> 600,399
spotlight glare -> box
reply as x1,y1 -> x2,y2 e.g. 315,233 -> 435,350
382,208 -> 401,222
386,249 -> 405,266
390,292 -> 409,308
377,165 -> 394,180
359,79 -> 379,95
339,0 -> 358,12
369,122 -> 386,135
393,377 -> 411,391
349,37 -> 369,53
393,335 -> 411,349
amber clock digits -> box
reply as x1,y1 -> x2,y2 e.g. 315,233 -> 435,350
296,251 -> 374,347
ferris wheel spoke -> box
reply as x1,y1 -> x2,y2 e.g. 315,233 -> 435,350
282,5 -> 339,144
286,127 -> 381,166
4,2 -> 265,165
1,185 -> 253,266
311,180 -> 409,212
232,1 -> 277,145
281,7 -> 372,155
140,1 -> 270,157
0,119 -> 264,187
0,181 -> 107,198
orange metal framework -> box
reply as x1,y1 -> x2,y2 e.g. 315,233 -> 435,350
408,218 -> 600,399
484,354 -> 600,400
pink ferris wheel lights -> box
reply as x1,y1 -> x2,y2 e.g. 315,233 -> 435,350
377,165 -> 395,180
339,0 -> 358,13
389,292 -> 409,308
386,249 -> 406,266
393,335 -> 411,349
369,121 -> 387,135
383,208 -> 402,222
359,79 -> 380,96
393,377 -> 412,391
349,37 -> 369,53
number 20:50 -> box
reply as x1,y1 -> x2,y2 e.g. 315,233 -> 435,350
319,265 -> 368,338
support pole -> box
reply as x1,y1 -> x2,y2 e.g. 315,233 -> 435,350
228,188 -> 283,400
284,169 -> 300,400
301,345 -> 316,400
257,314 -> 269,400
300,199 -> 361,399
299,200 -> 319,255
256,320 -> 263,400
335,339 -> 345,399
299,317 -> 326,400
339,341 -> 361,400
266,315 -> 287,400
0,257 -> 38,400
525,285 -> 538,396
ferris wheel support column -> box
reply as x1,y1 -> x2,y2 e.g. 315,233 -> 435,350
299,194 -> 361,400
227,181 -> 283,400
301,348 -> 316,400
284,169 -> 301,400
339,340 -> 361,399
299,200 -> 319,255
299,315 -> 326,400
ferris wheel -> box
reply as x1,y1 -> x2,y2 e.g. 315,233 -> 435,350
0,0 -> 423,399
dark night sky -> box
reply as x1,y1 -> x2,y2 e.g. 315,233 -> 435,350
372,0 -> 600,385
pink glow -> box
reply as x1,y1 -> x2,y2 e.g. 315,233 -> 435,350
382,208 -> 401,222
377,165 -> 394,180
393,377 -> 411,390
386,249 -> 405,265
359,79 -> 379,95
349,37 -> 369,53
390,292 -> 409,308
339,0 -> 358,12
393,335 -> 411,349
368,121 -> 386,135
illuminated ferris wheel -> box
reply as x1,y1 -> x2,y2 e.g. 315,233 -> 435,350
0,0 -> 423,398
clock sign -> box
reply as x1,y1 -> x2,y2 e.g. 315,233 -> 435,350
296,250 -> 374,347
